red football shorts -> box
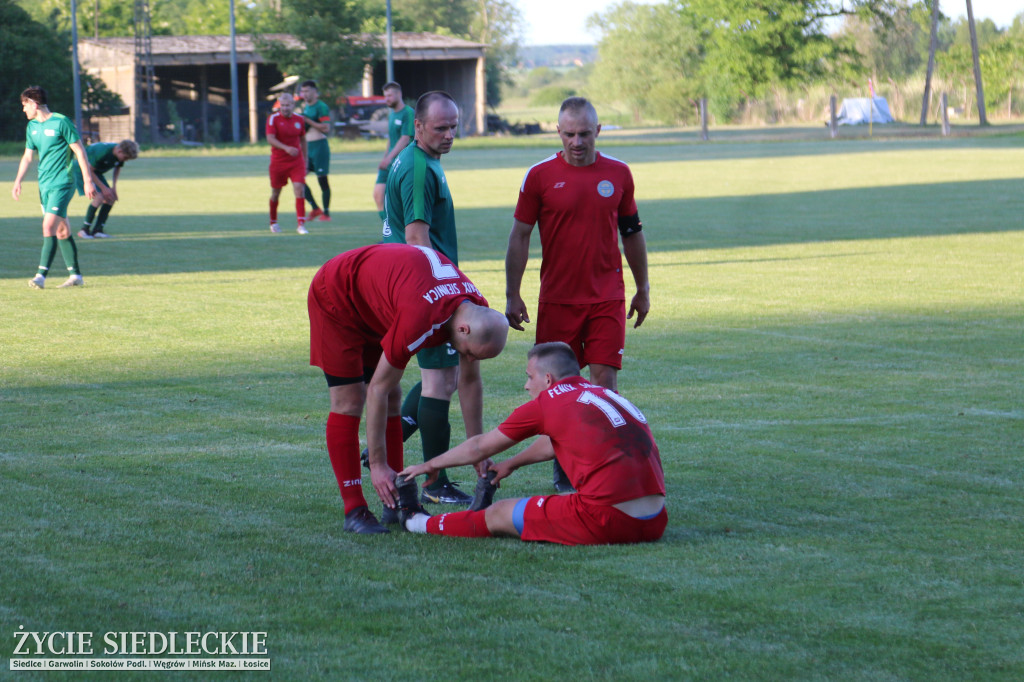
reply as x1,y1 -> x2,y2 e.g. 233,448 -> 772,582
308,274 -> 382,380
269,157 -> 306,188
521,493 -> 667,546
536,300 -> 626,370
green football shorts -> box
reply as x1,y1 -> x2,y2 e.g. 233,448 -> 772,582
306,139 -> 330,176
74,168 -> 109,197
39,184 -> 75,218
416,342 -> 459,369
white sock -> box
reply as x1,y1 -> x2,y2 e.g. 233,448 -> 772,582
405,513 -> 429,534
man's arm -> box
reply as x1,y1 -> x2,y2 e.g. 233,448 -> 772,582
11,148 -> 34,200
622,230 -> 650,328
490,436 -> 556,484
109,166 -> 121,202
457,354 -> 483,438
71,140 -> 97,200
400,428 -> 517,484
379,134 -> 411,170
404,220 -> 431,247
504,218 -> 535,331
267,133 -> 298,157
365,355 -> 405,506
304,115 -> 330,135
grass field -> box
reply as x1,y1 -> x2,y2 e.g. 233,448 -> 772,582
2,130 -> 1022,680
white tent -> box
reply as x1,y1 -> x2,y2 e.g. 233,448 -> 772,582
836,97 -> 895,125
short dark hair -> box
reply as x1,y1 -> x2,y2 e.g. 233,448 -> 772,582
415,90 -> 456,121
21,86 -> 47,106
383,81 -> 401,93
300,80 -> 317,90
559,96 -> 597,121
527,342 -> 580,381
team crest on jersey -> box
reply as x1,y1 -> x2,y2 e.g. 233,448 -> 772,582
597,180 -> 614,197
294,121 -> 302,129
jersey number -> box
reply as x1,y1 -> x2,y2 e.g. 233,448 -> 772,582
576,391 -> 647,427
414,245 -> 459,280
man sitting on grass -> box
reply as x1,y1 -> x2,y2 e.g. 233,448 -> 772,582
396,341 -> 667,545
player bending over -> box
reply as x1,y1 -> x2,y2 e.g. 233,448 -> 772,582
396,341 -> 666,545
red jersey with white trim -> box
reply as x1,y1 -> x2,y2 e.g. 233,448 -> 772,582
498,376 -> 664,505
514,151 -> 639,304
266,111 -> 306,165
312,244 -> 488,369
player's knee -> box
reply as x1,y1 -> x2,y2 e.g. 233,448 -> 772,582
485,499 -> 522,537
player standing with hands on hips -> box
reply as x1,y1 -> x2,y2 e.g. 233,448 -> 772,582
12,86 -> 98,289
505,96 -> 651,492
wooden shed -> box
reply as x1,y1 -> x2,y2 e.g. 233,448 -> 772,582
79,32 -> 487,143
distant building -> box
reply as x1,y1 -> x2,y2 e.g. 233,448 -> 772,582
79,32 -> 487,143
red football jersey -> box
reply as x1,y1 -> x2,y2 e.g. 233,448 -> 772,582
514,151 -> 639,304
498,376 -> 665,505
266,111 -> 306,164
312,244 -> 488,369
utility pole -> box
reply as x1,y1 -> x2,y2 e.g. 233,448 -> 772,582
386,0 -> 394,83
71,0 -> 84,135
230,0 -> 240,142
965,0 -> 988,124
920,0 -> 940,125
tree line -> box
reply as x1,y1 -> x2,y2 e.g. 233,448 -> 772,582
580,0 -> 1024,125
1,0 -> 521,141
4,0 -> 1022,142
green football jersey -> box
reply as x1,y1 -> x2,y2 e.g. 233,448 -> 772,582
302,100 -> 331,132
387,105 -> 415,152
382,141 -> 458,264
86,142 -> 122,175
25,113 -> 79,192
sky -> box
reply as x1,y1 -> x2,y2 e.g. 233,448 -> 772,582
518,0 -> 1023,46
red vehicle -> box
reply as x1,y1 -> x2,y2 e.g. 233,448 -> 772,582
335,95 -> 389,139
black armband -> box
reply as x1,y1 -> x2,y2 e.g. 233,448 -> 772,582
618,213 -> 643,237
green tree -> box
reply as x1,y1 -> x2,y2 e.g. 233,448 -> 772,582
937,43 -> 976,116
470,0 -> 523,107
978,34 -> 1024,117
587,1 -> 702,124
839,0 -> 937,80
686,0 -> 874,117
0,0 -> 74,141
81,71 -> 125,117
255,0 -> 377,96
383,0 -> 523,107
15,0 -> 276,37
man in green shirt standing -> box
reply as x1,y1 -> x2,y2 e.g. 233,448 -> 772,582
382,90 -> 478,506
11,86 -> 98,289
299,80 -> 332,222
75,139 -> 140,238
373,81 -> 414,225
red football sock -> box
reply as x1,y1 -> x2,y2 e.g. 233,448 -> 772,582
295,197 -> 306,221
386,415 -> 404,472
326,412 -> 367,514
269,199 -> 279,222
426,510 -> 492,538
